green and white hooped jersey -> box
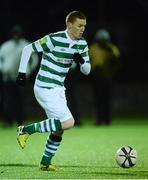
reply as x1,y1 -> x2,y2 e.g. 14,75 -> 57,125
32,30 -> 90,88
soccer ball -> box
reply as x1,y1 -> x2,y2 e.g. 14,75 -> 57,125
115,146 -> 137,168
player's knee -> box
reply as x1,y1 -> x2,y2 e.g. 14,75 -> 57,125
62,117 -> 75,130
69,118 -> 75,128
53,130 -> 64,137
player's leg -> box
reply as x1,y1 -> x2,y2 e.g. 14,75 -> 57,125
17,117 -> 62,149
17,86 -> 74,149
17,117 -> 74,149
37,86 -> 74,171
33,85 -> 75,131
39,131 -> 63,171
19,116 -> 74,134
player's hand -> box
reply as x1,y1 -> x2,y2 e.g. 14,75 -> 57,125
16,72 -> 26,86
73,53 -> 85,64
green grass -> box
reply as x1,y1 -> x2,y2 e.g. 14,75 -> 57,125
0,117 -> 148,179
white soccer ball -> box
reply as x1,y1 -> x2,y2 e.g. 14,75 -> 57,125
115,146 -> 137,168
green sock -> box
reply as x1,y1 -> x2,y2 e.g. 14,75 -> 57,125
40,154 -> 53,166
40,133 -> 62,166
24,118 -> 62,134
24,124 -> 36,135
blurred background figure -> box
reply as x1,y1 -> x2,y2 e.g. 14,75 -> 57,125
89,29 -> 120,125
0,25 -> 39,127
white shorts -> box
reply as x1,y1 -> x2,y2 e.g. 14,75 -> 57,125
34,85 -> 73,122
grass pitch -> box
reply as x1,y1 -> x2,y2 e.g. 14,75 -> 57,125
0,117 -> 148,179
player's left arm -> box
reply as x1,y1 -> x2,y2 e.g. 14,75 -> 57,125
79,46 -> 91,75
73,45 -> 91,75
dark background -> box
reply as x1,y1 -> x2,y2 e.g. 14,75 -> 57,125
1,0 -> 148,119
1,0 -> 148,83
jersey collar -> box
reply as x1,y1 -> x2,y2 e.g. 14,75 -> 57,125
65,29 -> 79,43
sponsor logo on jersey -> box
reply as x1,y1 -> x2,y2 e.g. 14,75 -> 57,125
57,58 -> 72,63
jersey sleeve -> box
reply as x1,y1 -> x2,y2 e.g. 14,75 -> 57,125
80,41 -> 91,75
32,35 -> 54,53
81,44 -> 90,63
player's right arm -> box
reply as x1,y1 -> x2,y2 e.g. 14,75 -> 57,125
16,44 -> 34,86
18,44 -> 34,74
18,35 -> 54,73
16,35 -> 54,86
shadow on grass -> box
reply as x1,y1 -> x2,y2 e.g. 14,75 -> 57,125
60,165 -> 116,168
59,165 -> 148,177
0,163 -> 36,167
0,164 -> 148,178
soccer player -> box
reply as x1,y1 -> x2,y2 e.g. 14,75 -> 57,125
16,11 -> 91,171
